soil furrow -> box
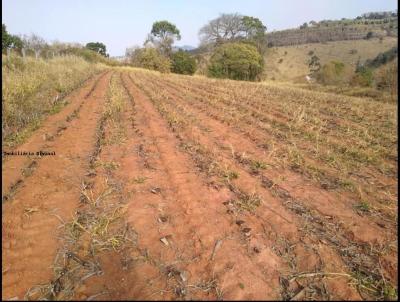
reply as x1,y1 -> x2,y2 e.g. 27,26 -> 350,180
123,73 -> 367,300
159,75 -> 396,175
128,71 -> 397,300
149,73 -> 396,220
1,71 -> 112,300
2,71 -> 109,202
120,73 -> 294,300
132,73 -> 396,237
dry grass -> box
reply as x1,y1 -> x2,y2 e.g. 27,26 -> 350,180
2,54 -> 106,147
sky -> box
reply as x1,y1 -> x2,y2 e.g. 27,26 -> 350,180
2,0 -> 398,56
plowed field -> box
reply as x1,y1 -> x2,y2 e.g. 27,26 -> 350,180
2,69 -> 397,300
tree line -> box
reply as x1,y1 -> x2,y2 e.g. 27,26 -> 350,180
2,24 -> 111,62
125,13 -> 268,81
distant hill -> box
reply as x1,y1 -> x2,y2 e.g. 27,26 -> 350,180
263,37 -> 398,81
266,12 -> 397,47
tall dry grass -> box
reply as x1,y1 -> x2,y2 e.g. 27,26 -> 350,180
2,54 -> 106,146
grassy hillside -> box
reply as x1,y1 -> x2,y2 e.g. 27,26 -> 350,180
263,37 -> 398,81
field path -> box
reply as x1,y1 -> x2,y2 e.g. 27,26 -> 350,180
2,71 -> 112,300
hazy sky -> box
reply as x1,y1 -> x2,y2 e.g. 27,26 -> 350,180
3,0 -> 398,56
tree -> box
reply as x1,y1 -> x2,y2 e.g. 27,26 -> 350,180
23,33 -> 47,59
2,24 -> 23,53
2,24 -> 12,50
199,13 -> 244,45
241,16 -> 267,53
171,50 -> 197,75
199,14 -> 267,52
300,22 -> 308,29
241,16 -> 266,39
208,42 -> 263,81
86,42 -> 108,56
147,21 -> 181,56
125,45 -> 139,58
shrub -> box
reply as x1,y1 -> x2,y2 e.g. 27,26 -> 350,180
316,61 -> 353,85
365,31 -> 373,39
374,58 -> 398,100
365,47 -> 398,68
208,42 -> 263,81
352,66 -> 374,87
308,54 -> 321,73
130,47 -> 171,73
171,50 -> 196,75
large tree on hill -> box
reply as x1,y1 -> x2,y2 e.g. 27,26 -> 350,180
241,16 -> 267,39
241,16 -> 267,53
146,20 -> 181,56
199,14 -> 267,52
199,13 -> 243,44
85,42 -> 108,56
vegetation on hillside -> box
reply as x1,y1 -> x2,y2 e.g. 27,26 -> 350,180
85,42 -> 108,57
2,54 -> 106,146
309,46 -> 398,101
127,47 -> 171,73
315,61 -> 353,85
2,24 -> 118,66
364,46 -> 398,68
208,42 -> 264,81
126,20 -> 198,75
199,13 -> 267,53
262,37 -> 397,81
266,11 -> 397,47
171,50 -> 197,75
147,20 -> 181,56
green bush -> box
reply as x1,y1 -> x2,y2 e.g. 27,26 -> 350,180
316,61 -> 353,85
365,47 -> 398,68
130,47 -> 171,73
352,66 -> 374,87
208,42 -> 263,81
171,50 -> 196,75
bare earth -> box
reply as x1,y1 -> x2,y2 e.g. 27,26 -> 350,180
2,70 -> 397,300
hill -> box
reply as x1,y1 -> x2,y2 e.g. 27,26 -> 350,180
266,13 -> 398,47
263,37 -> 398,81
